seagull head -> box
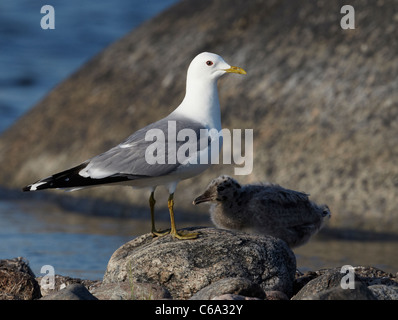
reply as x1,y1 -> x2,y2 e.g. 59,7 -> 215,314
193,175 -> 242,205
176,52 -> 246,128
187,52 -> 246,83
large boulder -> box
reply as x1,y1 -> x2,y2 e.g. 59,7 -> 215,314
1,0 -> 397,232
102,227 -> 296,299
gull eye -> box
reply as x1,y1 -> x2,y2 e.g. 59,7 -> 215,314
206,60 -> 213,66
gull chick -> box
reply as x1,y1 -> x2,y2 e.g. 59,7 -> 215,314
193,175 -> 331,247
23,53 -> 246,240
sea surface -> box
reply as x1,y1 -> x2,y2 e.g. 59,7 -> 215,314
1,197 -> 397,280
1,1 -> 397,281
0,0 -> 177,134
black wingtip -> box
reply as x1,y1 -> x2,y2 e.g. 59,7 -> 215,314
20,161 -> 134,192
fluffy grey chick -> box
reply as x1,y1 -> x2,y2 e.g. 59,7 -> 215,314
193,175 -> 331,248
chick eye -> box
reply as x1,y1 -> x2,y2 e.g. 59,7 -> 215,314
206,60 -> 213,66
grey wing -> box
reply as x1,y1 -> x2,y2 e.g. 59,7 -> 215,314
79,114 -> 212,179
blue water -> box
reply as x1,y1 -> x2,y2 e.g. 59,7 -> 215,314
0,0 -> 180,280
0,0 -> 177,133
0,198 -> 143,280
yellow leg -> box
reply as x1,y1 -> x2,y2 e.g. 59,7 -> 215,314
168,193 -> 199,240
149,191 -> 170,237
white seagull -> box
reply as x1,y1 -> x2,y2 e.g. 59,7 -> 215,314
23,52 -> 246,240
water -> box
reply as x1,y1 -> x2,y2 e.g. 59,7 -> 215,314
1,197 -> 397,281
0,0 -> 177,133
0,199 -> 141,280
294,235 -> 398,275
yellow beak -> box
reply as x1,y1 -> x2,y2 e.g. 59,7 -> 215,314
224,66 -> 247,75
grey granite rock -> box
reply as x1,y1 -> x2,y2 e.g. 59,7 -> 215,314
292,266 -> 398,300
36,274 -> 100,297
103,227 -> 296,299
302,281 -> 377,300
40,283 -> 98,300
368,285 -> 398,300
190,277 -> 265,300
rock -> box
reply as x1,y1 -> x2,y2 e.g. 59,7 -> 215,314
190,277 -> 265,300
36,274 -> 100,297
293,270 -> 319,294
2,0 -> 398,233
292,266 -> 398,300
211,294 -> 260,300
0,258 -> 41,300
351,266 -> 398,287
292,271 -> 376,300
0,257 -> 36,278
368,285 -> 398,300
90,281 -> 171,300
103,227 -> 296,299
0,292 -> 18,300
304,281 -> 377,300
264,290 -> 289,300
40,283 -> 98,300
292,269 -> 347,300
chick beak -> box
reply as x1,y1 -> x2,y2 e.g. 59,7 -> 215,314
193,193 -> 212,205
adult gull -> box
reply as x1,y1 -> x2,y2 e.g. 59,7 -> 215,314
23,52 -> 246,240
